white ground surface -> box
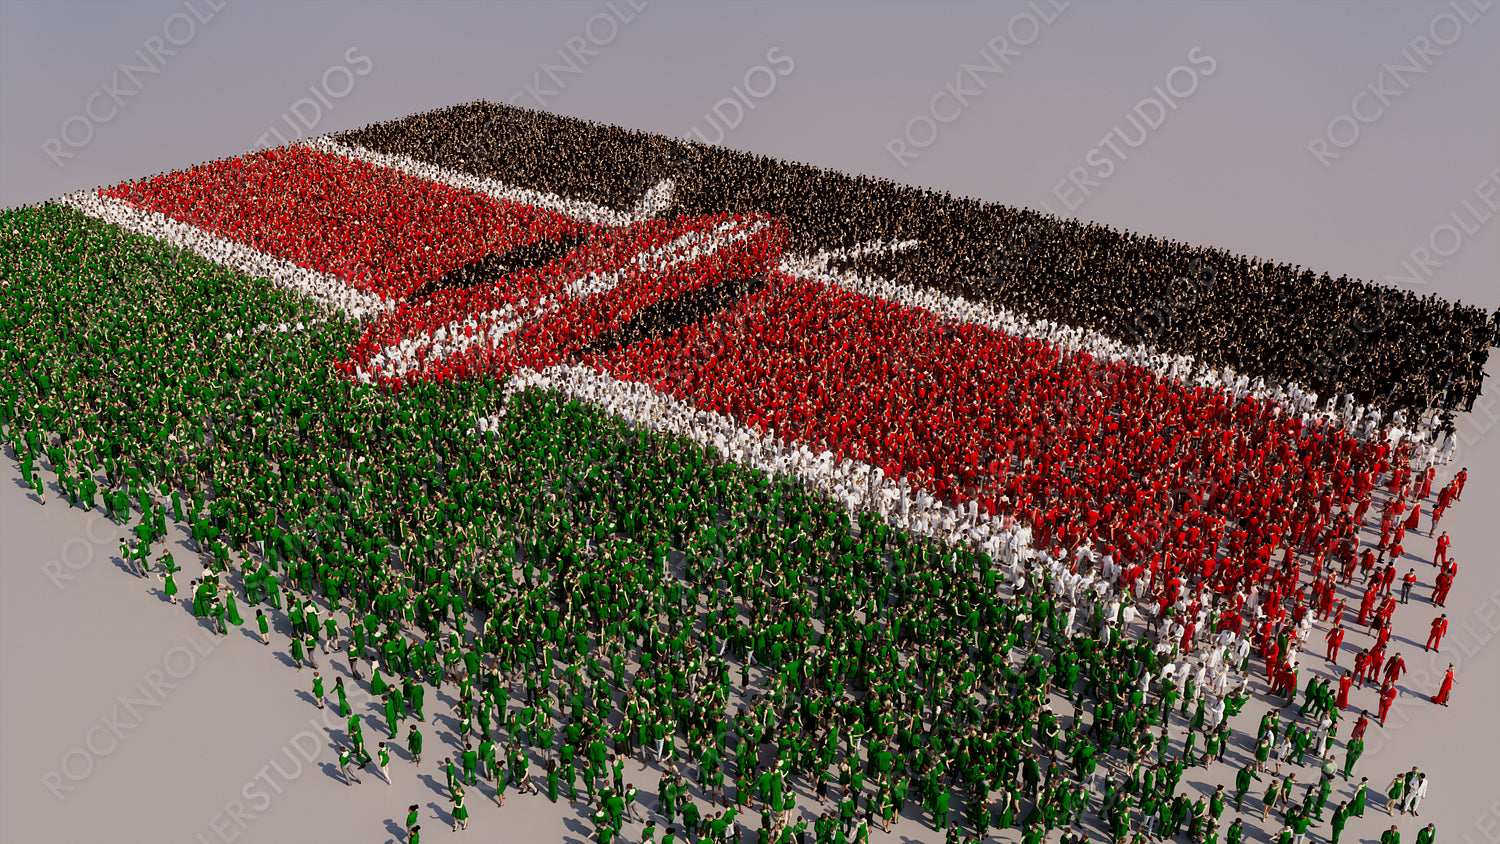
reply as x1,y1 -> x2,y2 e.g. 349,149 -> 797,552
2,374 -> 1498,844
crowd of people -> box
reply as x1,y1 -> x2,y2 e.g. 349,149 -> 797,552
337,101 -> 1500,418
3,175 -> 1475,844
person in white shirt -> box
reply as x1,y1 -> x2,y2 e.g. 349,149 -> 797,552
1405,773 -> 1428,815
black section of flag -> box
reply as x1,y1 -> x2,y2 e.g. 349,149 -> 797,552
336,102 -> 1493,416
430,232 -> 587,294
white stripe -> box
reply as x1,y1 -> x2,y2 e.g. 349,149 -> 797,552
778,246 -> 1440,452
359,298 -> 557,382
484,364 -> 1034,560
306,136 -> 675,228
564,218 -> 768,299
62,191 -> 395,320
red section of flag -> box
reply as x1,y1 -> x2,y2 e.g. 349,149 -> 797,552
102,145 -> 587,301
595,272 -> 1381,565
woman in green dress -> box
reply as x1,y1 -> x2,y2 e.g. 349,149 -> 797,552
1385,774 -> 1405,815
163,570 -> 178,603
546,758 -> 559,802
451,787 -> 468,831
224,590 -> 243,627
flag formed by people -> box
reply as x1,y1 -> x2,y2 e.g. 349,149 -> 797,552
3,101 -> 1483,842
55,109 -> 1475,573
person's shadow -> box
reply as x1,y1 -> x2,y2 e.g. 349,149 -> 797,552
382,818 -> 405,841
320,761 -> 351,783
418,773 -> 449,798
562,817 -> 593,839
427,800 -> 451,828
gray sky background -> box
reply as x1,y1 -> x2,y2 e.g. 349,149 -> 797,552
2,1 -> 1496,309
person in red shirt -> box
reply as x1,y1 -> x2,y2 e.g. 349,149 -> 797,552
1352,649 -> 1369,690
1399,568 -> 1417,604
1433,564 -> 1454,607
1329,598 -> 1346,628
1378,564 -> 1398,595
1377,680 -> 1398,725
1351,710 -> 1370,742
1403,502 -> 1422,535
1430,664 -> 1455,706
1375,597 -> 1397,632
1365,643 -> 1386,685
1325,625 -> 1344,664
1357,588 -> 1378,626
1383,653 -> 1407,687
1336,670 -> 1352,709
1433,531 -> 1449,567
1373,623 -> 1392,654
1425,614 -> 1448,652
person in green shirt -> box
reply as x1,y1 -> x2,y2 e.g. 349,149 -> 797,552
1234,763 -> 1262,810
1225,816 -> 1244,844
407,724 -> 423,767
378,742 -> 391,784
1414,823 -> 1436,844
1330,801 -> 1349,844
312,672 -> 324,710
1287,805 -> 1312,842
1343,736 -> 1364,779
1380,825 -> 1401,844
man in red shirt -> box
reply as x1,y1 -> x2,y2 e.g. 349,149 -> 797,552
1377,681 -> 1398,725
1433,564 -> 1454,606
1353,648 -> 1369,690
1383,652 -> 1407,687
1325,625 -> 1344,664
1365,643 -> 1386,685
1425,615 -> 1448,652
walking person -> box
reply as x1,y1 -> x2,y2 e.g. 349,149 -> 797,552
1430,664 -> 1455,706
339,745 -> 363,784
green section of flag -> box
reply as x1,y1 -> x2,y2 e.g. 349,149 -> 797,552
2,203 -> 1084,785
